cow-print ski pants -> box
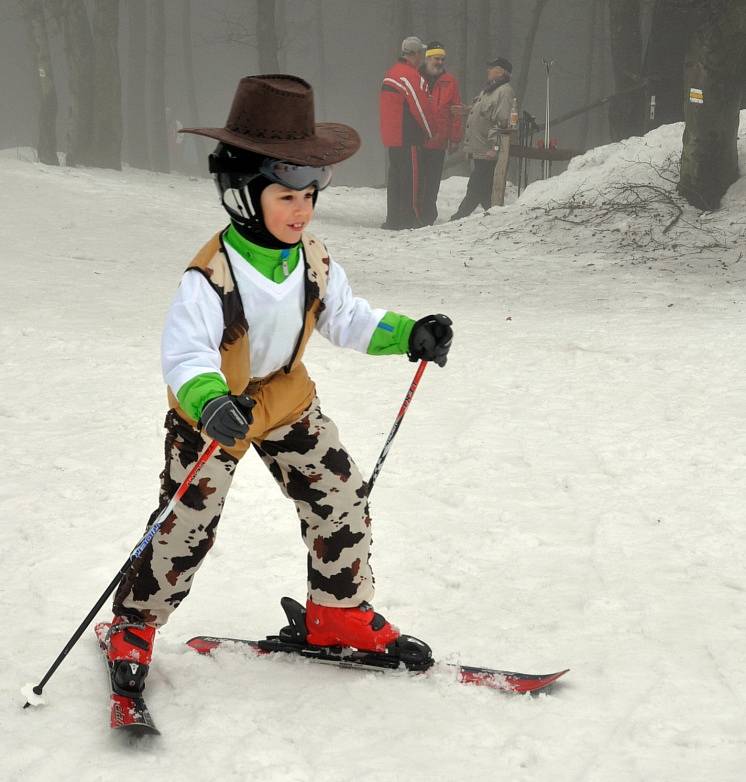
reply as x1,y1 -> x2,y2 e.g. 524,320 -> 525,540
113,398 -> 374,626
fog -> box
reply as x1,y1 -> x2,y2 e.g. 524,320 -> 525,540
2,0 -> 623,185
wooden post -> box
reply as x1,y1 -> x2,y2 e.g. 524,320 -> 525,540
491,130 -> 512,207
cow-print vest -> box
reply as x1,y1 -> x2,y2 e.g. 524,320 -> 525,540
170,229 -> 330,401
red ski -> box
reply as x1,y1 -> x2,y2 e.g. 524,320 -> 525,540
94,623 -> 160,736
186,634 -> 568,695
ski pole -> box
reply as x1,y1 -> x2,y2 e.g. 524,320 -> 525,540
23,438 -> 220,708
542,57 -> 554,180
367,360 -> 428,497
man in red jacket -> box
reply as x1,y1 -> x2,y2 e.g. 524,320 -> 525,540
379,36 -> 435,230
417,41 -> 463,225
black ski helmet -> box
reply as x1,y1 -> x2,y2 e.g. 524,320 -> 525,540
210,143 -> 269,232
209,142 -> 323,246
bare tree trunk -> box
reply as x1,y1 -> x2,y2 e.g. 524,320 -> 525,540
314,0 -> 328,118
608,0 -> 644,140
91,0 -> 122,170
182,0 -> 206,167
275,0 -> 287,70
642,0 -> 692,128
458,0 -> 468,98
423,0 -> 441,42
472,0 -> 491,98
678,0 -> 746,210
126,0 -> 150,169
515,0 -> 551,104
580,0 -> 599,149
257,0 -> 280,72
597,0 -> 611,141
148,0 -> 169,172
61,0 -> 95,166
22,0 -> 59,165
495,0 -> 513,61
394,0 -> 414,48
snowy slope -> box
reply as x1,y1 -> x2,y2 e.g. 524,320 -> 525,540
2,118 -> 746,781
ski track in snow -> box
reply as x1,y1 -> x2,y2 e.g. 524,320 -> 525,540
2,116 -> 746,781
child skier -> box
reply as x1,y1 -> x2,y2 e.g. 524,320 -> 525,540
104,75 -> 453,695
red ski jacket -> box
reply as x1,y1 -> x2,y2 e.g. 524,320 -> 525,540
379,59 -> 435,148
421,70 -> 463,150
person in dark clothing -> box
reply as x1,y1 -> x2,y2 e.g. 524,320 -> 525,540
417,42 -> 463,225
379,36 -> 435,230
451,57 -> 515,220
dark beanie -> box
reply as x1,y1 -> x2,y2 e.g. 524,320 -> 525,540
487,57 -> 513,73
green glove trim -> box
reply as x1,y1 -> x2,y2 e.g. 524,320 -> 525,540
367,311 -> 415,356
224,224 -> 300,283
177,372 -> 230,421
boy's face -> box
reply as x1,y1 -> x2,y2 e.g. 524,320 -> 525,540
261,183 -> 315,244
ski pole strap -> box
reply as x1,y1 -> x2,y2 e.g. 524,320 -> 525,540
367,360 -> 428,497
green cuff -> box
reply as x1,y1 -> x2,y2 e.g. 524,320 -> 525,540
367,311 -> 415,356
176,372 -> 230,421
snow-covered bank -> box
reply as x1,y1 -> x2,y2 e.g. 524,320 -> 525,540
1,121 -> 746,780
437,111 -> 746,270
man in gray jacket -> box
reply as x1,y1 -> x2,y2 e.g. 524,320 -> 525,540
450,57 -> 514,220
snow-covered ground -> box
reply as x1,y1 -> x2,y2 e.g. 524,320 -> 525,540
2,116 -> 746,781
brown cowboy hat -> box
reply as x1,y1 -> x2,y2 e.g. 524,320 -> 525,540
179,74 -> 360,166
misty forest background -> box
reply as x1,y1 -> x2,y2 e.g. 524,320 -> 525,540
4,0 -> 746,209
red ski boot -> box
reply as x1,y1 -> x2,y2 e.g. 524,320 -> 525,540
269,597 -> 433,671
305,599 -> 400,652
105,616 -> 156,695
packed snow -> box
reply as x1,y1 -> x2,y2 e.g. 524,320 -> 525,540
2,115 -> 746,781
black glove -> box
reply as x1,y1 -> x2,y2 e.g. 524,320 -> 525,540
408,314 -> 453,367
199,394 -> 255,447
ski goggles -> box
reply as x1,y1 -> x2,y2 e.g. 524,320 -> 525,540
209,153 -> 333,191
259,159 -> 333,191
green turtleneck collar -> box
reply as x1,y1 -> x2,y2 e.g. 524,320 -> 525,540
223,224 -> 301,283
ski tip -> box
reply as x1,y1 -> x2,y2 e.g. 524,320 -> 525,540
531,668 -> 569,681
457,665 -> 570,694
507,668 -> 570,694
